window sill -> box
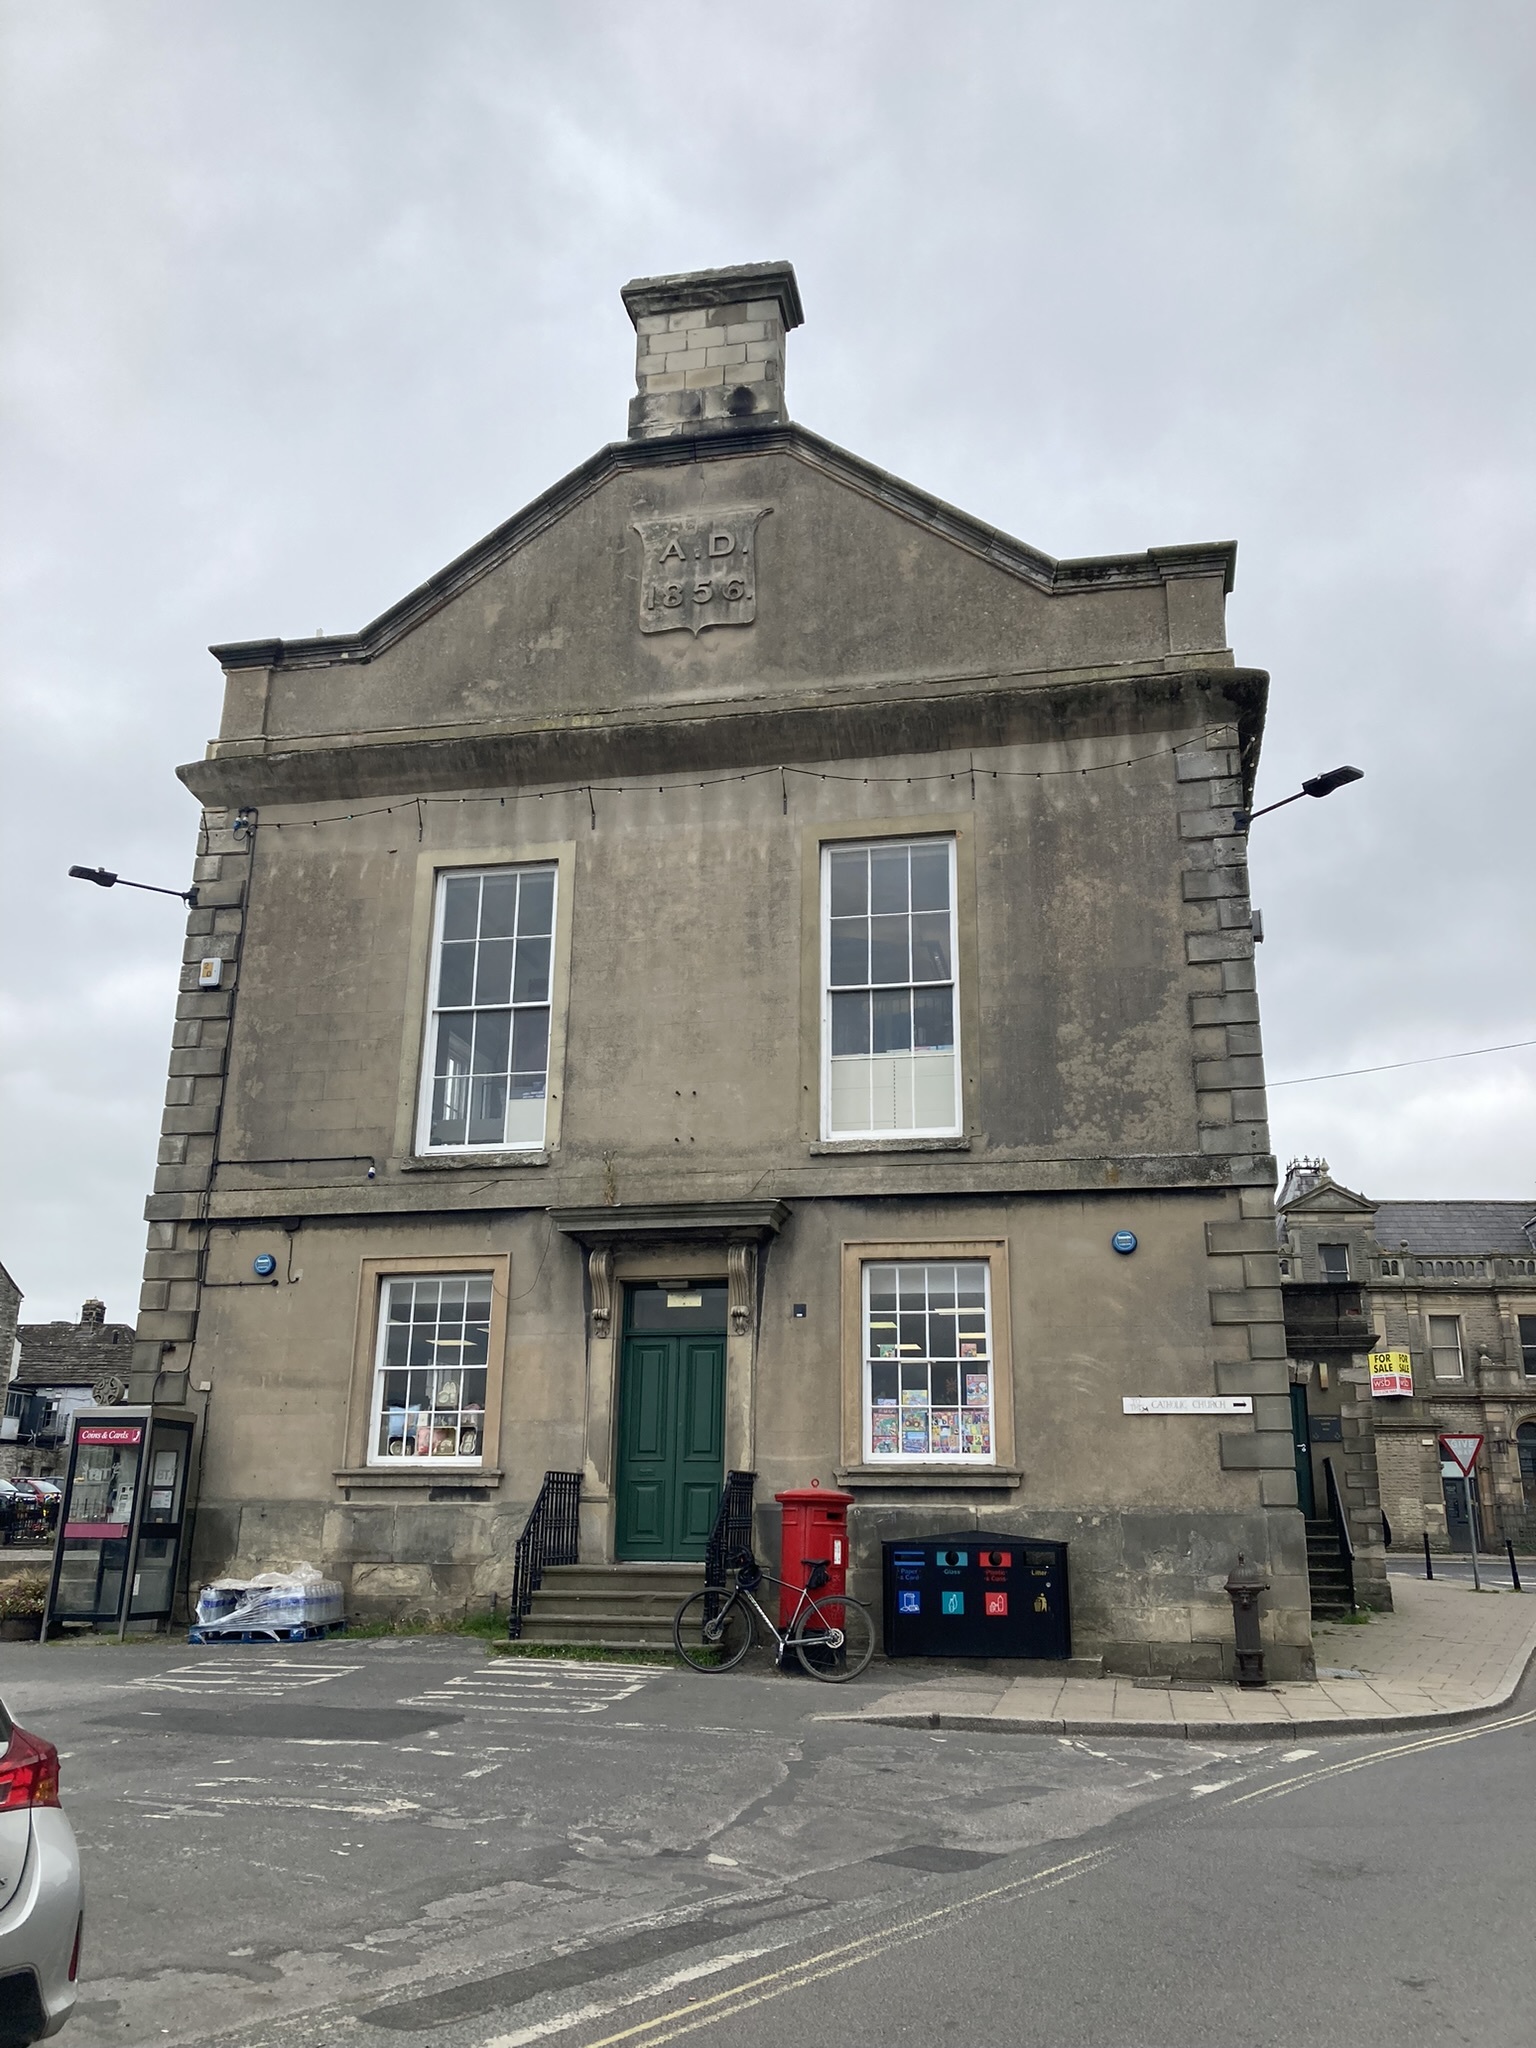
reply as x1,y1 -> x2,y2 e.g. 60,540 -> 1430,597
834,1465 -> 1022,1490
334,1467 -> 503,1493
400,1152 -> 549,1172
811,1137 -> 971,1156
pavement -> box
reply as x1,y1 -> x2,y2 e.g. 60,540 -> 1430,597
828,1574 -> 1536,1740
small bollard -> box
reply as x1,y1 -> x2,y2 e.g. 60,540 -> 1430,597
1225,1553 -> 1270,1689
1507,1540 -> 1522,1593
1422,1532 -> 1434,1580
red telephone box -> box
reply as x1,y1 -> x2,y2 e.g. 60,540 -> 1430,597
774,1482 -> 854,1628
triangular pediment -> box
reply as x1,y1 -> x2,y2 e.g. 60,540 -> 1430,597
1279,1177 -> 1377,1218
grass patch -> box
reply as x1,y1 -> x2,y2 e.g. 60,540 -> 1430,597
339,1609 -> 506,1641
490,1640 -> 678,1666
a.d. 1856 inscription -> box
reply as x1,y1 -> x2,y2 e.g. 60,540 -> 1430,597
633,506 -> 770,635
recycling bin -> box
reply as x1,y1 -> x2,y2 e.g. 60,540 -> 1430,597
774,1483 -> 853,1629
882,1531 -> 1071,1660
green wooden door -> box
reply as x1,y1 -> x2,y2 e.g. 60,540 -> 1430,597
615,1326 -> 725,1561
1290,1383 -> 1316,1518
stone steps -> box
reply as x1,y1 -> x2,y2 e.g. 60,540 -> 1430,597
1304,1518 -> 1355,1618
515,1563 -> 707,1650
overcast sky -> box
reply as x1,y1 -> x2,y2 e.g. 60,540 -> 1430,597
2,1 -> 1533,1325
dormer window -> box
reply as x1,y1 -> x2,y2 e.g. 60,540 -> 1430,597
1319,1243 -> 1350,1283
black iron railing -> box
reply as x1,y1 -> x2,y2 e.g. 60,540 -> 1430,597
507,1470 -> 582,1640
704,1470 -> 756,1615
1321,1456 -> 1357,1613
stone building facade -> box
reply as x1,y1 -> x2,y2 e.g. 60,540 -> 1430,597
124,261 -> 1313,1677
3,1298 -> 136,1477
1278,1162 -> 1536,1554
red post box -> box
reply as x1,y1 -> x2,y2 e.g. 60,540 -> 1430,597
774,1482 -> 854,1629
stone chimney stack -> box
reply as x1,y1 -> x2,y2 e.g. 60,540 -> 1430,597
80,1298 -> 105,1325
621,261 -> 803,441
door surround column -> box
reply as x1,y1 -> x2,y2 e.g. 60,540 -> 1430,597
550,1202 -> 788,1561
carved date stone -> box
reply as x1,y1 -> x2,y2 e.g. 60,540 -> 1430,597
634,506 -> 769,636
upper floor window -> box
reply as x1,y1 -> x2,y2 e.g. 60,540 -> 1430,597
1519,1314 -> 1536,1377
419,866 -> 555,1152
822,837 -> 960,1139
1428,1314 -> 1464,1380
1318,1243 -> 1350,1282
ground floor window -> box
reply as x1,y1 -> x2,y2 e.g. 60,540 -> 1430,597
863,1259 -> 993,1461
371,1274 -> 491,1464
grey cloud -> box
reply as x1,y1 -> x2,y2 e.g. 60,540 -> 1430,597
2,0 -> 1532,1318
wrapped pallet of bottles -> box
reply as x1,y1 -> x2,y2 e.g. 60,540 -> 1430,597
191,1562 -> 344,1642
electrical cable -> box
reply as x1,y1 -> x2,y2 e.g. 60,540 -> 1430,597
1270,1037 -> 1536,1088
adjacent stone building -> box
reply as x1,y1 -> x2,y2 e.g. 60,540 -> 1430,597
3,1298 -> 136,1476
126,261 -> 1313,1676
1278,1161 -> 1536,1554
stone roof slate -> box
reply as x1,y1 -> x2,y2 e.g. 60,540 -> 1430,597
1371,1202 -> 1536,1257
12,1318 -> 135,1389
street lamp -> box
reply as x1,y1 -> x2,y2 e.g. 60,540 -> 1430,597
68,865 -> 198,909
1233,765 -> 1363,833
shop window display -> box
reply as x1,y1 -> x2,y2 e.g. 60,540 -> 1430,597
371,1275 -> 491,1463
864,1260 -> 992,1461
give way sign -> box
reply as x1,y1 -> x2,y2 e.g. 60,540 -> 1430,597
1440,1434 -> 1483,1475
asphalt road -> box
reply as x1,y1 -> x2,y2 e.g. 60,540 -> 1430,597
2,1634 -> 1532,2048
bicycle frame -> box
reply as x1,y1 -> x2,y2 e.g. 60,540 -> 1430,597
717,1569 -> 847,1663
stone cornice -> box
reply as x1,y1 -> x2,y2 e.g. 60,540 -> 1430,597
180,662 -> 1267,809
548,1202 -> 791,1244
206,423 -> 1237,677
621,261 -> 804,329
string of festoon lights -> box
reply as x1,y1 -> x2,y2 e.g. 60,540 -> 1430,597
245,726 -> 1238,837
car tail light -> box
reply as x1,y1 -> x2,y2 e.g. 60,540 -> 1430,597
0,1727 -> 61,1810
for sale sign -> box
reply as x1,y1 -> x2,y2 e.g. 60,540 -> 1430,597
1439,1434 -> 1483,1476
1368,1350 -> 1414,1397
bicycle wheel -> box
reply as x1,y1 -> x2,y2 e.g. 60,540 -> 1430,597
791,1593 -> 875,1681
673,1588 -> 754,1672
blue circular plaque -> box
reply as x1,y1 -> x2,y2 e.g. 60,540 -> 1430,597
1110,1230 -> 1138,1256
252,1252 -> 277,1277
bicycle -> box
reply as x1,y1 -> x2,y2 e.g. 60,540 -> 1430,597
672,1551 -> 875,1682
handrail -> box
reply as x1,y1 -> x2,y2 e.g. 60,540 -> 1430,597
1321,1455 -> 1357,1613
704,1470 -> 755,1618
506,1470 -> 582,1640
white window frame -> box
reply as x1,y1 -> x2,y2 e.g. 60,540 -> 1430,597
1318,1242 -> 1351,1282
416,864 -> 557,1154
367,1272 -> 493,1469
1427,1313 -> 1464,1380
820,836 -> 961,1141
861,1258 -> 995,1464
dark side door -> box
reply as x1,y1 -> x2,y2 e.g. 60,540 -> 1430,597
615,1283 -> 726,1561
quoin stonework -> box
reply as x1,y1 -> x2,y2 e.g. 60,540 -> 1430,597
126,261 -> 1315,1679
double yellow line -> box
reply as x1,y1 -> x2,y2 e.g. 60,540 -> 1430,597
1225,1703 -> 1536,1808
573,1848 -> 1112,2048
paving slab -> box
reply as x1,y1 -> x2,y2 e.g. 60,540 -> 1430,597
826,1577 -> 1536,1741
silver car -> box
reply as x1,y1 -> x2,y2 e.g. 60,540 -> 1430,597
0,1698 -> 81,2042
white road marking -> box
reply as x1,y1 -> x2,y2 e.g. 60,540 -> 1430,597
1279,1747 -> 1319,1762
1188,1779 -> 1243,1798
402,1661 -> 653,1718
478,1942 -> 794,2048
129,1657 -> 362,1698
125,1791 -> 420,1819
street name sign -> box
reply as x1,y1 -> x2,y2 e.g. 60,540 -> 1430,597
1122,1397 -> 1253,1416
1439,1434 -> 1483,1476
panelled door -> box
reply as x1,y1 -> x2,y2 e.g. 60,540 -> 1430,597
615,1283 -> 726,1560
1289,1383 -> 1316,1518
